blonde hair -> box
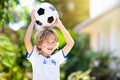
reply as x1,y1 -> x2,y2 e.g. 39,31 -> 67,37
35,28 -> 58,52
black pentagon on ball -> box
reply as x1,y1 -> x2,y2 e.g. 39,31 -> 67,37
48,16 -> 54,23
37,8 -> 45,15
36,20 -> 42,25
49,5 -> 55,11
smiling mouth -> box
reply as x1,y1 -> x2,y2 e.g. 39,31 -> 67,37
47,48 -> 53,50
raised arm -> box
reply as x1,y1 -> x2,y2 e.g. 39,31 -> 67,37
24,10 -> 36,54
52,13 -> 74,56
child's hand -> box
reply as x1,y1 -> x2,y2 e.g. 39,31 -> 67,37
30,9 -> 36,23
52,12 -> 63,28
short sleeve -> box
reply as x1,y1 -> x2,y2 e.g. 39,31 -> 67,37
52,50 -> 67,65
26,48 -> 37,63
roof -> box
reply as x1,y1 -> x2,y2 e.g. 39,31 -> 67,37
73,3 -> 120,32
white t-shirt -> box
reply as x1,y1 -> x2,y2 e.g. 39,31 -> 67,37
26,48 -> 67,80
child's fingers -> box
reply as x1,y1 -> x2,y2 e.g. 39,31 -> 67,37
56,11 -> 59,19
29,9 -> 36,22
31,9 -> 35,15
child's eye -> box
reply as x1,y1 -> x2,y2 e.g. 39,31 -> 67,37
53,42 -> 56,44
45,41 -> 56,45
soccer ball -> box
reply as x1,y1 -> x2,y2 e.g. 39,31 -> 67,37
34,2 -> 57,27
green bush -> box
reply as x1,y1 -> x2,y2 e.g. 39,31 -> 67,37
60,32 -> 118,80
68,69 -> 95,80
0,30 -> 32,80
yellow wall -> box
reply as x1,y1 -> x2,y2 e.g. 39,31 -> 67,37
79,6 -> 120,57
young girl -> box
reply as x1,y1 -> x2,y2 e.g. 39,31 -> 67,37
24,10 -> 74,80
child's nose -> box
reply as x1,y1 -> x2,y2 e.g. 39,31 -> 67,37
48,43 -> 54,47
49,42 -> 55,45
48,43 -> 55,47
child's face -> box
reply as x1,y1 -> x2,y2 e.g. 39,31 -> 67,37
40,35 -> 58,56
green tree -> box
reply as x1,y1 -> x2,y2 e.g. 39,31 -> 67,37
0,0 -> 35,79
0,0 -> 19,27
0,0 -> 89,79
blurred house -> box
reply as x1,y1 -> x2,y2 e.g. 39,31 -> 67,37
74,0 -> 120,57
